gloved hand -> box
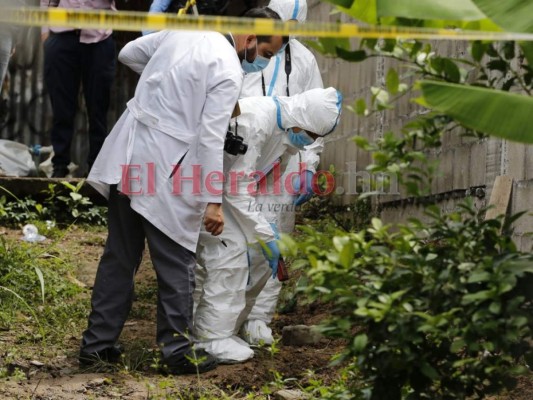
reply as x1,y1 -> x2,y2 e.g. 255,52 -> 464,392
261,240 -> 281,279
293,170 -> 315,206
270,222 -> 280,240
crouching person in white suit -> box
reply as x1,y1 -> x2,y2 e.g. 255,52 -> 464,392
239,0 -> 327,346
194,87 -> 342,363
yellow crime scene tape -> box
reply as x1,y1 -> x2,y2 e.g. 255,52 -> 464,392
2,7 -> 533,41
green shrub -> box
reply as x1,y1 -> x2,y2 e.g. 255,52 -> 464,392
284,200 -> 533,399
0,180 -> 107,226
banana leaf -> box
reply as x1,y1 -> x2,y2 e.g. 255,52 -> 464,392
327,0 -> 499,30
417,80 -> 533,143
377,0 -> 485,21
470,0 -> 533,67
471,0 -> 533,33
336,0 -> 379,24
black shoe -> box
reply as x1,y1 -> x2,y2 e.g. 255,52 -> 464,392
79,345 -> 123,367
52,165 -> 69,178
162,348 -> 218,375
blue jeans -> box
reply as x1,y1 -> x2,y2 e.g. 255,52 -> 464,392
0,31 -> 12,91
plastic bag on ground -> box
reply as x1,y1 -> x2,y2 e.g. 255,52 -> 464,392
0,139 -> 35,177
21,224 -> 46,243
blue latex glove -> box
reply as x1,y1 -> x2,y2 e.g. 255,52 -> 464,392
270,222 -> 280,240
143,0 -> 172,35
262,223 -> 280,279
261,240 -> 281,279
293,170 -> 315,206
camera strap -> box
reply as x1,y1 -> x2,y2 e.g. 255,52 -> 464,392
284,43 -> 291,96
261,43 -> 291,97
261,72 -> 266,96
223,33 -> 235,48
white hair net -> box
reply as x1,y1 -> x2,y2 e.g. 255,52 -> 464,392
273,87 -> 343,137
268,0 -> 307,22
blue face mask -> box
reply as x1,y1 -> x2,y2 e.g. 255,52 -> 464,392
241,43 -> 270,74
279,42 -> 288,53
288,128 -> 314,149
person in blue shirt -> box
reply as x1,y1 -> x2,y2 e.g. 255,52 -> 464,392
143,0 -> 231,35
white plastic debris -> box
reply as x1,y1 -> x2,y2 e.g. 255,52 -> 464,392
21,224 -> 46,243
0,139 -> 35,177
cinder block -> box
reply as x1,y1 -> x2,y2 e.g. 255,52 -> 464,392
274,389 -> 309,400
282,325 -> 323,346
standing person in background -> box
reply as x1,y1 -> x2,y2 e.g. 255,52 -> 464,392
146,0 -> 230,15
40,0 -> 117,178
143,0 -> 230,35
238,0 -> 325,346
0,25 -> 11,91
0,0 -> 25,91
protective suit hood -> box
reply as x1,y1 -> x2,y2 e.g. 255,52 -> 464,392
268,0 -> 307,22
273,87 -> 342,136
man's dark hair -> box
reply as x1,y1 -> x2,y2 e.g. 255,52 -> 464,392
243,7 -> 289,44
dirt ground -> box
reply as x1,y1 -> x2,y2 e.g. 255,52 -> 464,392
0,226 -> 343,399
1,226 -> 533,399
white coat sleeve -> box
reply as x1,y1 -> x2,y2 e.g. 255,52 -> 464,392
300,52 -> 324,173
118,31 -> 168,74
304,54 -> 324,91
223,126 -> 276,244
301,137 -> 324,173
196,68 -> 243,203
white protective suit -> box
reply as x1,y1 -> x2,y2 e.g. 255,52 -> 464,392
239,0 -> 324,344
194,87 -> 342,362
88,30 -> 242,252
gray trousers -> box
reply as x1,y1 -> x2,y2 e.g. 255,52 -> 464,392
81,186 -> 196,362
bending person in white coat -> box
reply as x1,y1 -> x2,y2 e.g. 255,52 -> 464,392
194,87 -> 342,363
239,0 -> 324,345
79,7 -> 285,375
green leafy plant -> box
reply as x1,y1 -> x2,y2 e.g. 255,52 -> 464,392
43,180 -> 107,225
0,181 -> 107,226
287,200 -> 533,399
312,0 -> 533,196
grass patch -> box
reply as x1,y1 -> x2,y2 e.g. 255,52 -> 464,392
0,235 -> 89,345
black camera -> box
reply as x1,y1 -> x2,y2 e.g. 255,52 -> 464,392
224,130 -> 248,156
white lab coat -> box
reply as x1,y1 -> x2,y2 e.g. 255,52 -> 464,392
88,30 -> 243,252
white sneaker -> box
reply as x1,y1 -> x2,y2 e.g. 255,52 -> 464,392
196,337 -> 254,364
240,319 -> 274,346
